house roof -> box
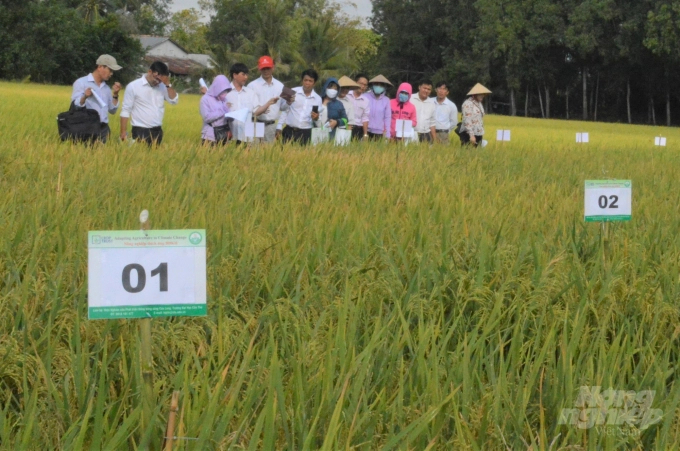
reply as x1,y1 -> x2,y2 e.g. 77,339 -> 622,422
143,56 -> 206,76
137,35 -> 189,55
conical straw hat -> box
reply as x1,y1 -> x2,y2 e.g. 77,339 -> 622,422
467,83 -> 492,96
338,76 -> 360,88
368,74 -> 393,86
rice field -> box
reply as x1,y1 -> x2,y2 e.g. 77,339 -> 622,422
3,81 -> 680,450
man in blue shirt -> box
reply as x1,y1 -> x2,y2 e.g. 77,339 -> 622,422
71,54 -> 123,143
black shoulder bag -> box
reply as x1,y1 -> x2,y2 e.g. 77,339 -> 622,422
57,101 -> 102,143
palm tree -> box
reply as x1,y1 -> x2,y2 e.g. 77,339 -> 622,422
78,0 -> 112,23
291,16 -> 359,80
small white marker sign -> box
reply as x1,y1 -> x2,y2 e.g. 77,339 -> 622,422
584,180 -> 632,222
576,133 -> 589,143
496,130 -> 511,141
654,137 -> 667,146
245,122 -> 265,139
88,230 -> 207,319
396,120 -> 414,138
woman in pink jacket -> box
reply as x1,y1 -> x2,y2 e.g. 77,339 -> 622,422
390,82 -> 417,140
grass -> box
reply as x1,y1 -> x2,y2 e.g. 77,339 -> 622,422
2,80 -> 680,450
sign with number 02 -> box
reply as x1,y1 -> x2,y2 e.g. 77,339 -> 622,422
88,230 -> 206,319
584,180 -> 632,222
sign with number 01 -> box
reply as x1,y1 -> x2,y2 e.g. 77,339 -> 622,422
88,230 -> 206,319
584,180 -> 632,222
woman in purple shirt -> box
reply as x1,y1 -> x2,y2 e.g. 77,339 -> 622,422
366,74 -> 393,140
199,75 -> 232,145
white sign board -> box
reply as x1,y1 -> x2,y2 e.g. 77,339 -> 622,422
396,120 -> 414,138
496,130 -> 511,141
245,122 -> 265,139
576,132 -> 589,143
654,137 -> 667,146
334,128 -> 352,146
311,127 -> 329,145
88,230 -> 206,319
584,180 -> 632,222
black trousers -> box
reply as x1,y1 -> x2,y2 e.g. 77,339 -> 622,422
367,132 -> 384,141
351,126 -> 365,140
99,123 -> 110,143
459,132 -> 483,147
418,132 -> 433,143
282,126 -> 312,145
132,126 -> 163,146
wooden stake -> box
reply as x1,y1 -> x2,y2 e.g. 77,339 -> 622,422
56,161 -> 62,197
163,391 -> 180,451
140,317 -> 154,448
138,209 -> 154,450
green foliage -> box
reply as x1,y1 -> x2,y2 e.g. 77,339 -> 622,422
168,8 -> 210,54
372,0 -> 680,123
0,2 -> 143,85
206,0 -> 366,84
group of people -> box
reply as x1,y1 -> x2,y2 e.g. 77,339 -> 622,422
70,54 -> 492,147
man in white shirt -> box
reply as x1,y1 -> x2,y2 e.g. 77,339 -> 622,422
347,73 -> 370,140
71,54 -> 123,143
120,61 -> 178,146
431,81 -> 459,144
411,80 -> 436,143
247,56 -> 284,142
226,62 -> 279,144
278,69 -> 322,145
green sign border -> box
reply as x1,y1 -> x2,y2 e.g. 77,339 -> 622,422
89,304 -> 207,320
584,215 -> 632,222
88,229 -> 206,249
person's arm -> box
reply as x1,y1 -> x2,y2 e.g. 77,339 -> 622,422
119,83 -> 134,141
275,111 -> 286,139
160,75 -> 178,104
253,97 -> 279,116
71,78 -> 92,107
331,103 -> 348,129
383,102 -> 391,138
429,106 -> 436,141
362,102 -> 370,137
450,103 -> 458,131
200,97 -> 226,124
108,83 -> 121,114
120,116 -> 129,141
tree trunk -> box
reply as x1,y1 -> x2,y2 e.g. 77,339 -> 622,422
593,72 -> 600,122
545,85 -> 550,119
525,87 -> 529,117
537,86 -> 545,118
510,87 -> 517,116
566,88 -> 570,120
651,98 -> 656,125
582,66 -> 588,120
626,78 -> 631,124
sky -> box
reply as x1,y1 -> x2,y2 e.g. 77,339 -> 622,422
170,0 -> 373,26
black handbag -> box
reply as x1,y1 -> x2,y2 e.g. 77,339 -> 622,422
211,120 -> 230,144
454,121 -> 462,136
57,101 -> 102,143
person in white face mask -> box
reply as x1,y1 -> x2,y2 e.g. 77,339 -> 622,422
320,78 -> 348,139
199,74 -> 232,145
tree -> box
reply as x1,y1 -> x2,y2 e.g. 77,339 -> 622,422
644,0 -> 680,126
0,3 -> 142,85
168,8 -> 209,53
371,0 -> 447,84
